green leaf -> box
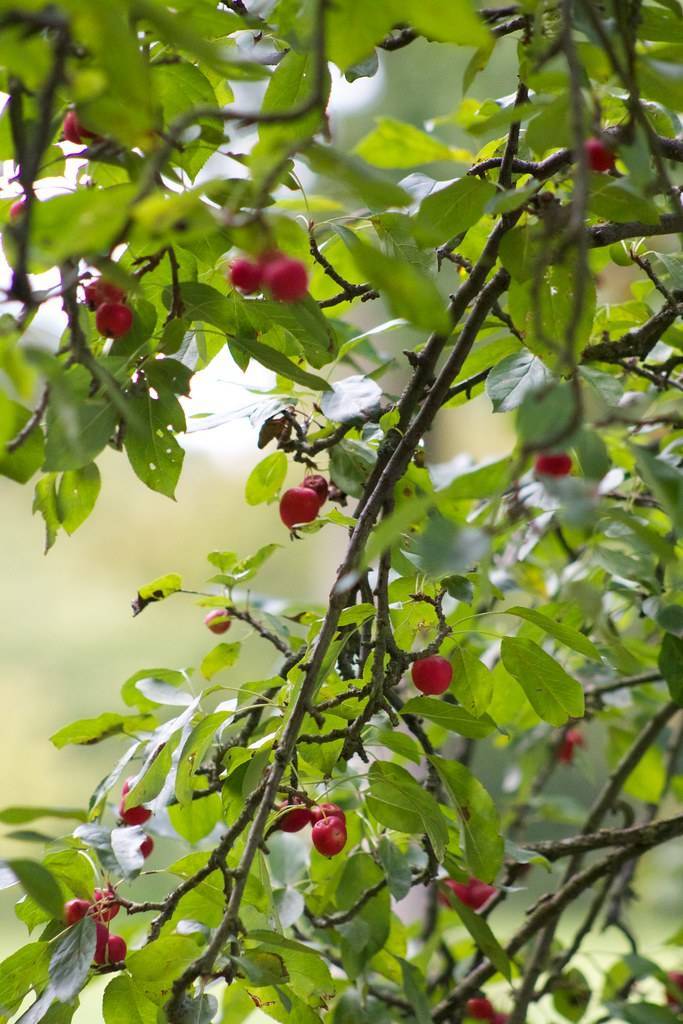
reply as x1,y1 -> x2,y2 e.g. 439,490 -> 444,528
201,641 -> 241,680
440,884 -> 511,980
500,638 -> 585,726
51,712 -> 150,749
0,943 -> 51,1017
399,0 -> 491,47
132,572 -> 183,615
366,762 -> 448,860
245,451 -> 288,506
329,438 -> 377,498
398,959 -> 432,1024
0,401 -> 44,483
430,756 -> 504,882
103,974 -> 157,1024
243,296 -> 337,371
31,186 -> 136,266
401,697 -> 497,738
3,859 -> 63,920
231,332 -> 332,392
632,445 -> 683,534
320,375 -> 382,423
33,474 -> 60,552
658,633 -> 683,705
0,806 -> 87,825
377,837 -> 414,901
486,352 -> 552,413
348,237 -> 450,334
49,916 -> 97,1001
126,936 -> 201,1004
449,648 -> 493,717
506,607 -> 602,660
305,143 -> 411,209
414,177 -> 497,246
354,117 -> 458,168
175,712 -> 230,805
56,463 -> 101,534
124,390 -> 185,498
44,368 -> 117,472
509,264 -> 596,366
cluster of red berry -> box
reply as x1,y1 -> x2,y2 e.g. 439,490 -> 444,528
63,885 -> 126,966
84,276 -> 133,339
230,251 -> 309,303
118,776 -> 155,857
277,799 -> 348,857
279,474 -> 329,529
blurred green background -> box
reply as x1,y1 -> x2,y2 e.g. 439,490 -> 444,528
1,24 -> 680,1022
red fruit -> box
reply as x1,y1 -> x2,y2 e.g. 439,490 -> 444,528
106,934 -> 127,964
64,898 -> 91,925
411,655 -> 453,695
279,486 -> 321,528
261,256 -> 308,302
310,802 -> 345,826
584,136 -> 616,173
96,302 -> 133,339
278,802 -> 313,833
119,778 -> 152,825
9,198 -> 26,221
204,609 -> 231,634
492,1016 -> 509,1024
534,452 -> 572,477
63,110 -> 100,146
84,278 -> 126,310
666,971 -> 683,1007
229,258 -> 263,294
302,474 -> 328,505
557,728 -> 585,765
140,834 -> 154,860
441,877 -> 497,911
94,921 -> 109,965
90,887 -> 119,922
466,997 -> 496,1020
311,816 -> 347,857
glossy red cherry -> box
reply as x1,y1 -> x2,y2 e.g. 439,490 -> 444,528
279,486 -> 321,528
93,921 -> 109,965
466,997 -> 496,1020
119,778 -> 152,826
584,136 -> 616,173
140,834 -> 154,860
9,198 -> 26,221
64,898 -> 91,925
96,302 -> 133,339
204,609 -> 231,634
411,655 -> 453,695
229,258 -> 263,294
440,877 -> 497,911
261,256 -> 308,302
277,801 -> 313,833
311,816 -> 347,857
90,887 -> 120,922
557,728 -> 585,764
106,934 -> 127,964
310,802 -> 345,826
534,452 -> 572,477
84,278 -> 126,311
302,474 -> 328,505
666,971 -> 683,1007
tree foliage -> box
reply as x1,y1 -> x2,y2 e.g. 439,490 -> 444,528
1,1 -> 683,1023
